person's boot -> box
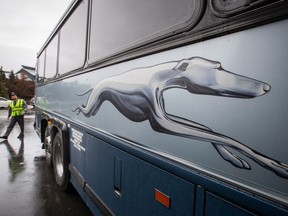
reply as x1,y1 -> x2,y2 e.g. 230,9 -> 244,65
17,134 -> 24,139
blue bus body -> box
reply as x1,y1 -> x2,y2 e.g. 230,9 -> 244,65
35,0 -> 288,215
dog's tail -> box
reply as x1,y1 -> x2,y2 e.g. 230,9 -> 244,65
75,89 -> 92,96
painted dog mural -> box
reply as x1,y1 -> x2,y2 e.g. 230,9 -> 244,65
73,57 -> 288,178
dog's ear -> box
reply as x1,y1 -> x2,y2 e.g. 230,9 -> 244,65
174,60 -> 190,72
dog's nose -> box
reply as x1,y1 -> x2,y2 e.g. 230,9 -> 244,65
263,83 -> 271,93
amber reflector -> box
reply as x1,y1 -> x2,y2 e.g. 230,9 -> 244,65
154,189 -> 170,208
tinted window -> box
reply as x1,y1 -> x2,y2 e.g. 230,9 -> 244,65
45,35 -> 58,78
37,51 -> 45,80
58,0 -> 88,74
89,0 -> 202,62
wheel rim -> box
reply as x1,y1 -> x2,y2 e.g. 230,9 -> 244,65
54,142 -> 63,178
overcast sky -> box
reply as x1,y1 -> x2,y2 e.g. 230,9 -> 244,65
0,0 -> 72,72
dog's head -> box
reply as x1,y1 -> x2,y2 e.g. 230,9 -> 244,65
174,57 -> 270,98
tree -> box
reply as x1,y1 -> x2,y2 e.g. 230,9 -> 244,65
9,71 -> 16,82
1,67 -> 35,100
0,66 -> 8,97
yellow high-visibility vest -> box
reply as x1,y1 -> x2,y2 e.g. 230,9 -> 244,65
10,99 -> 25,116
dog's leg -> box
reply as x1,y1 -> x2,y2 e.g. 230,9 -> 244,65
150,112 -> 288,178
166,113 -> 250,169
212,143 -> 250,169
73,84 -> 112,117
72,107 -> 81,115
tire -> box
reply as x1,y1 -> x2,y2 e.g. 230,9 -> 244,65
53,132 -> 69,190
44,126 -> 53,167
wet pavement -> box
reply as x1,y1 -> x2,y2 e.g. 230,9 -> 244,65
0,109 -> 93,216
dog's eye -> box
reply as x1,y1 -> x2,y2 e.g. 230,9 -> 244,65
178,62 -> 189,71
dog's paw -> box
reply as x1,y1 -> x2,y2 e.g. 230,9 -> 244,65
269,161 -> 288,179
213,143 -> 251,169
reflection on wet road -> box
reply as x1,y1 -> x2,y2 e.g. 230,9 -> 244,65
0,109 -> 93,216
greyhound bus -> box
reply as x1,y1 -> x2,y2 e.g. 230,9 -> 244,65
35,0 -> 288,215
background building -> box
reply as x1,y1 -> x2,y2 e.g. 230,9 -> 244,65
15,65 -> 36,81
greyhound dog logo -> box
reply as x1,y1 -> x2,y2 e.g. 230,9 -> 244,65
73,57 -> 288,178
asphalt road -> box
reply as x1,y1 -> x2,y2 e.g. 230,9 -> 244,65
0,109 -> 93,216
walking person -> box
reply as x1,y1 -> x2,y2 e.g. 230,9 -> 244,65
0,92 -> 27,140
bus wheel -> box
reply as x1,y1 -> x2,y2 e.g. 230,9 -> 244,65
53,132 -> 69,190
44,126 -> 53,167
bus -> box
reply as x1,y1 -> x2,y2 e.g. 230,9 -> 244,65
35,0 -> 288,215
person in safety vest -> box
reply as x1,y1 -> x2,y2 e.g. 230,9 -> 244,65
0,92 -> 27,140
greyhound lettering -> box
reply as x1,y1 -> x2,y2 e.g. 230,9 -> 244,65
73,57 -> 288,178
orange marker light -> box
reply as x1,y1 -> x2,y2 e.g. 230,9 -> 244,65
154,189 -> 170,208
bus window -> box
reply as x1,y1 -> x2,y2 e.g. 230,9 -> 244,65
45,35 -> 58,78
58,0 -> 88,74
37,50 -> 45,81
89,0 -> 202,62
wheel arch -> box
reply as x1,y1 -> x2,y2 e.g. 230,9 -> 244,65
40,114 -> 69,146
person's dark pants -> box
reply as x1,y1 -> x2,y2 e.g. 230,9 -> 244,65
4,116 -> 24,137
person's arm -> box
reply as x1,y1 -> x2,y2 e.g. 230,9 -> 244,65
23,100 -> 28,113
23,100 -> 27,108
7,106 -> 11,119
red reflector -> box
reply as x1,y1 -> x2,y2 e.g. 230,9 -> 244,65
154,189 -> 170,208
